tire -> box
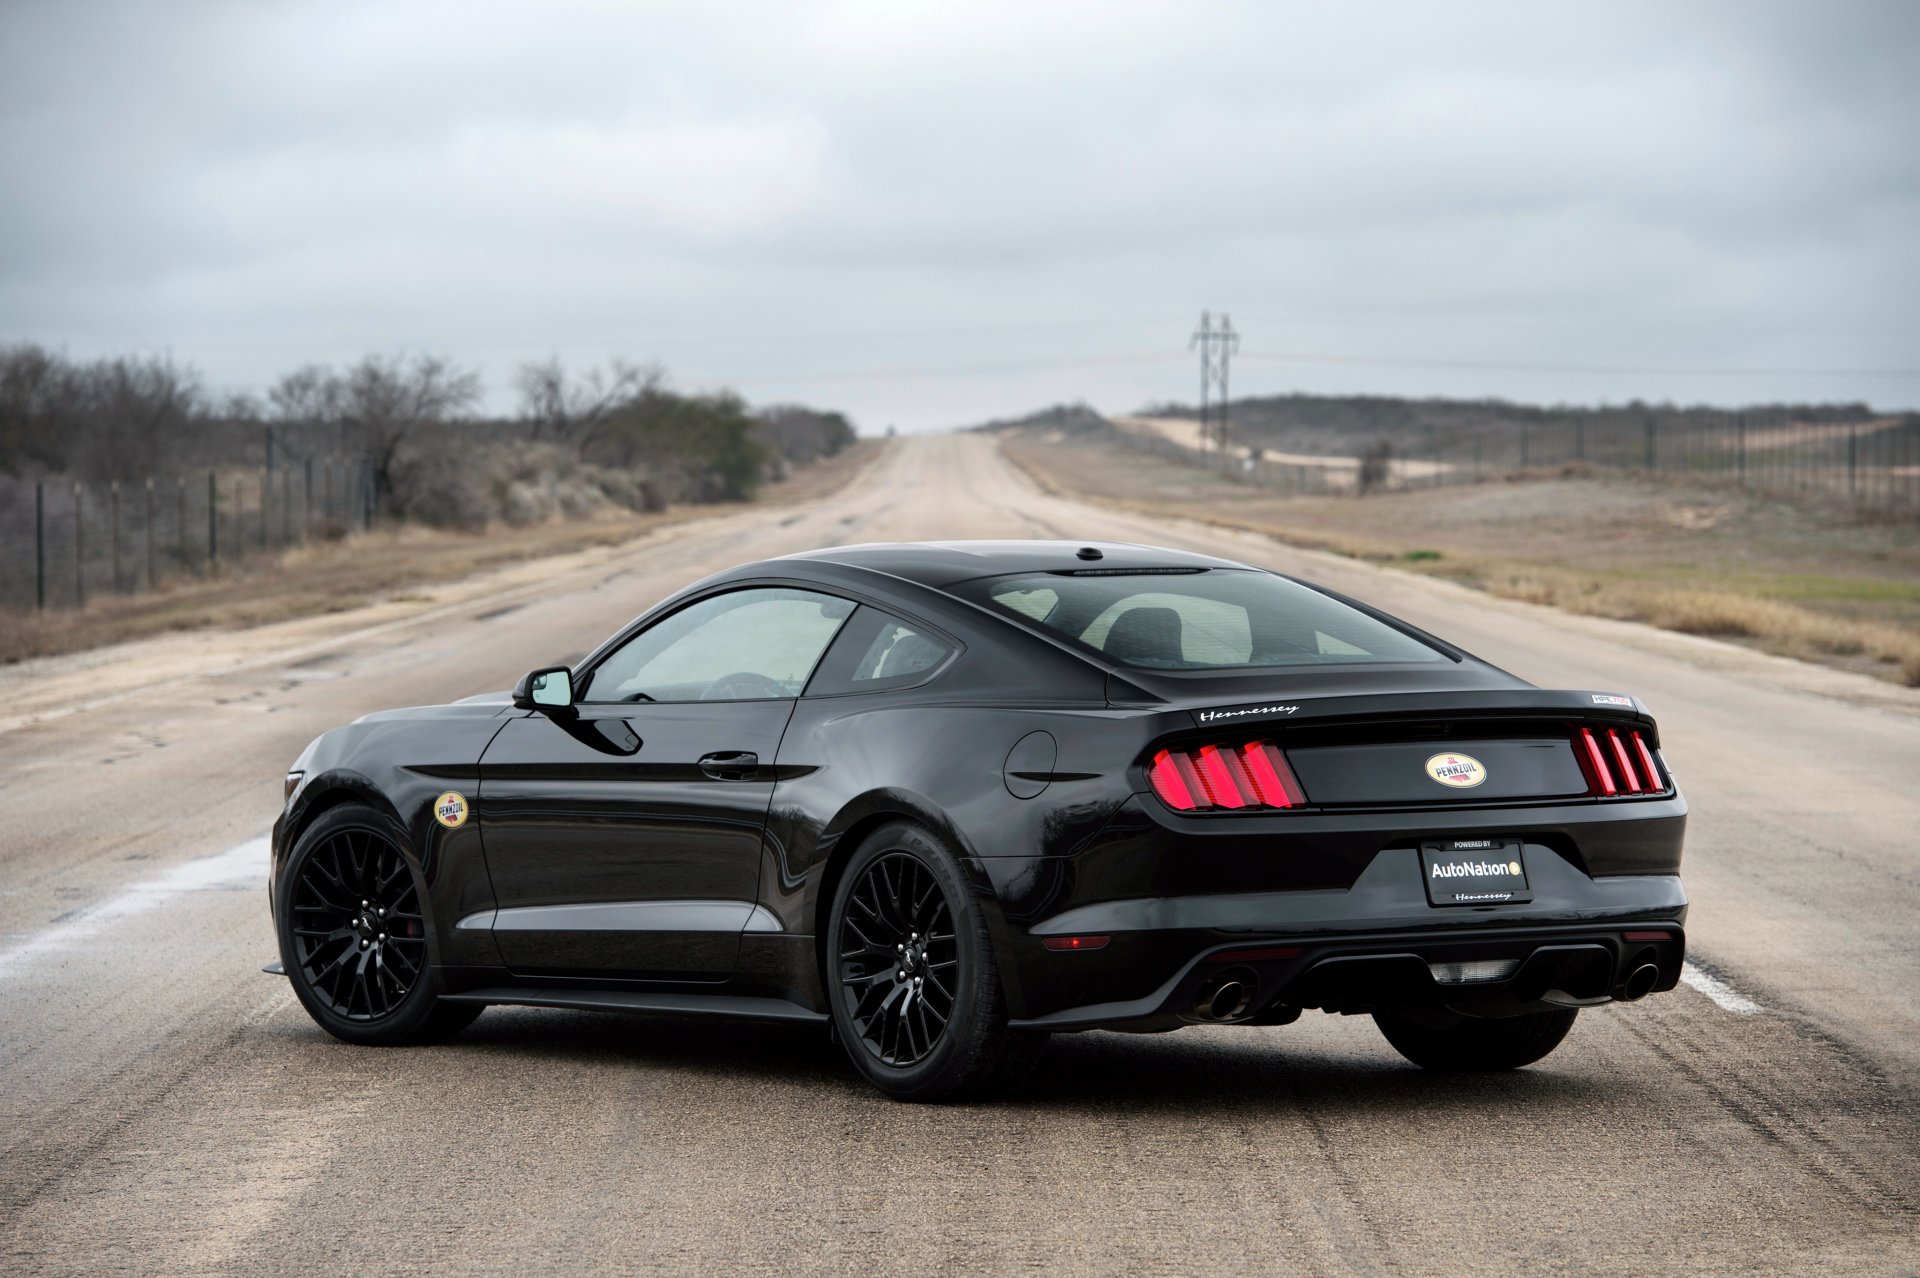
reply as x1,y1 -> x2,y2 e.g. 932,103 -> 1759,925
1373,1007 -> 1578,1072
276,801 -> 482,1046
826,820 -> 1046,1101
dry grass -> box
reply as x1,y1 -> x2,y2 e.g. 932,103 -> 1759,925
1002,427 -> 1920,687
1469,568 -> 1920,683
0,440 -> 883,666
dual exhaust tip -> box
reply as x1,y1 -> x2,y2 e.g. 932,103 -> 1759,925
1196,959 -> 1659,1018
1616,962 -> 1660,1003
1194,970 -> 1256,1021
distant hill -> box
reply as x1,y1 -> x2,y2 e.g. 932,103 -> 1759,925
1136,392 -> 1883,456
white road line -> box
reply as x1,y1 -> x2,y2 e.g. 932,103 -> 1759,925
0,836 -> 270,981
1681,960 -> 1763,1015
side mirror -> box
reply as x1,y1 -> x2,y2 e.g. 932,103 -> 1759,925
512,666 -> 574,712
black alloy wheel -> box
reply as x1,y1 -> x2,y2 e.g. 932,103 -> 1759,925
836,851 -> 959,1067
277,802 -> 482,1046
825,821 -> 1047,1101
290,826 -> 428,1021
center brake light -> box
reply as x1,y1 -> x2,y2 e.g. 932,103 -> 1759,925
1149,741 -> 1305,811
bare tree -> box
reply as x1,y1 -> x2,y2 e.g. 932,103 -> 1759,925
516,356 -> 659,452
0,343 -> 68,473
75,354 -> 204,481
337,355 -> 482,501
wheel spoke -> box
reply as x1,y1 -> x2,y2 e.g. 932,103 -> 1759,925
287,825 -> 425,1024
836,850 -> 962,1068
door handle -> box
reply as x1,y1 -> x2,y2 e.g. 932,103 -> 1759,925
698,751 -> 760,781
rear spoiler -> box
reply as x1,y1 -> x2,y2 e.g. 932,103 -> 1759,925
1181,689 -> 1653,732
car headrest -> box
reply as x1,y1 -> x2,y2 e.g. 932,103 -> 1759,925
1103,606 -> 1185,665
875,632 -> 946,680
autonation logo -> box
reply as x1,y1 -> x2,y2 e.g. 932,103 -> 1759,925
1431,859 -> 1524,878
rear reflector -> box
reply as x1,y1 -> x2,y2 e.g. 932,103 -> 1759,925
1148,740 -> 1306,812
1042,935 -> 1110,951
1577,725 -> 1668,798
1622,930 -> 1671,942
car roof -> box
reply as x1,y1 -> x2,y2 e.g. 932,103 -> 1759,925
774,540 -> 1256,588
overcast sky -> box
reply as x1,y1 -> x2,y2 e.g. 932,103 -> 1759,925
3,1 -> 1916,431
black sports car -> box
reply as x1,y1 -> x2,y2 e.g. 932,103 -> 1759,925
271,540 -> 1687,1100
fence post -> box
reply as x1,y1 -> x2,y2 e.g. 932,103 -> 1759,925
1848,429 -> 1858,499
282,468 -> 292,544
208,471 -> 218,568
304,456 -> 314,539
73,482 -> 85,608
1736,414 -> 1747,486
177,477 -> 188,569
260,470 -> 269,549
110,480 -> 122,593
145,478 -> 156,590
35,481 -> 46,610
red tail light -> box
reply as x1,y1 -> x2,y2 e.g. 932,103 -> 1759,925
1149,740 -> 1305,811
1576,725 -> 1667,798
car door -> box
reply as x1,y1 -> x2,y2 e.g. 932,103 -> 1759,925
476,586 -> 855,981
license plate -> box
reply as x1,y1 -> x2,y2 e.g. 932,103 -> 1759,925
1421,839 -> 1532,906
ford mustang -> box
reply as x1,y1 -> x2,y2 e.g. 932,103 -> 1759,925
270,540 -> 1687,1100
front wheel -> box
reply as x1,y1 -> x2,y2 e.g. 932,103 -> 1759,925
276,802 -> 482,1046
827,821 -> 1046,1101
1373,1007 -> 1579,1072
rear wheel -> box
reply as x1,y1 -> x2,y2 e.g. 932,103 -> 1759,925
1373,1008 -> 1578,1072
827,821 -> 1046,1101
276,802 -> 481,1046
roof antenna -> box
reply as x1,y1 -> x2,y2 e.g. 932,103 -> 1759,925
1076,546 -> 1103,561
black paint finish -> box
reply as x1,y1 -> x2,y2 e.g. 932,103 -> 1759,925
271,540 -> 1690,1035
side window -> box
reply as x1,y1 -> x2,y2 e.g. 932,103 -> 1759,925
581,588 -> 854,703
805,606 -> 955,696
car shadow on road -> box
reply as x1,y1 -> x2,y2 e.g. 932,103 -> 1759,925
428,1006 -> 1636,1117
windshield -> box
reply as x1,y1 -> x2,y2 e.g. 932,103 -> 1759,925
965,569 -> 1448,671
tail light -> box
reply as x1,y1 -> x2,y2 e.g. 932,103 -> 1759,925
1149,741 -> 1306,811
1576,725 -> 1668,797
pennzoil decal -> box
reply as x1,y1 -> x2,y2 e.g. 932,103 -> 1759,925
1590,693 -> 1634,707
1197,703 -> 1299,724
433,791 -> 469,829
1423,753 -> 1487,789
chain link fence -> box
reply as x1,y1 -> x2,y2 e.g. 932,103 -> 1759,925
1111,412 -> 1920,515
0,456 -> 375,612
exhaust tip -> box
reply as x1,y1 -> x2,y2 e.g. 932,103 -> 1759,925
1617,963 -> 1659,1002
1195,972 -> 1255,1021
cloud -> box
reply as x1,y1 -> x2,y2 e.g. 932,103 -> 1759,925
1,0 -> 1915,428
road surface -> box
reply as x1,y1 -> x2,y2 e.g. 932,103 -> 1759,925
3,433 -> 1916,1275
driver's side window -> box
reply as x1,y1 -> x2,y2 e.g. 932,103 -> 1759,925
581,588 -> 854,703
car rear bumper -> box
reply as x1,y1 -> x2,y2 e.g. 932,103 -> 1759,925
1005,921 -> 1685,1030
977,842 -> 1687,1027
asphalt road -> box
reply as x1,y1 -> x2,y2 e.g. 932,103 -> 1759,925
3,434 -> 1917,1276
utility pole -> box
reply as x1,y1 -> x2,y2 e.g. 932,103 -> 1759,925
1188,311 -> 1240,454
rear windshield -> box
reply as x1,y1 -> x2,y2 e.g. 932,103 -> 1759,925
964,569 -> 1448,670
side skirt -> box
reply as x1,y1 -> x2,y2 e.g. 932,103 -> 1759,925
440,986 -> 828,1025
